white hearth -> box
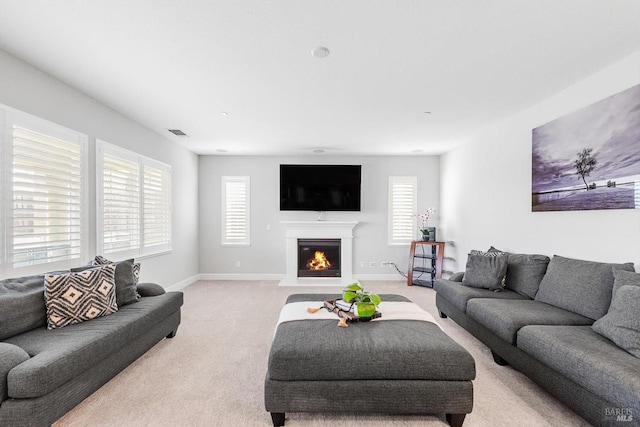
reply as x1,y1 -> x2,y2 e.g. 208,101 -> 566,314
279,221 -> 359,286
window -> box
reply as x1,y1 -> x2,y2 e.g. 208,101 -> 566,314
143,163 -> 172,249
2,109 -> 88,275
222,176 -> 250,246
97,141 -> 171,258
388,176 -> 417,245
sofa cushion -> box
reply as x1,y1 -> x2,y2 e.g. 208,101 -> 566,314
434,279 -> 529,313
466,299 -> 593,344
0,275 -> 47,340
461,252 -> 508,291
592,285 -> 640,358
488,247 -> 550,298
534,255 -> 635,320
0,343 -> 30,401
612,269 -> 640,298
4,291 -> 183,398
44,264 -> 118,329
137,282 -> 166,297
518,325 -> 640,412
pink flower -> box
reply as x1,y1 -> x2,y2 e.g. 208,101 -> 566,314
413,208 -> 435,231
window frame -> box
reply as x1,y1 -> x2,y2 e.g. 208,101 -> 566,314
1,106 -> 89,277
96,140 -> 172,260
221,176 -> 250,247
388,175 -> 417,246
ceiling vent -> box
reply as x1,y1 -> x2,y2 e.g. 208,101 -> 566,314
168,129 -> 188,136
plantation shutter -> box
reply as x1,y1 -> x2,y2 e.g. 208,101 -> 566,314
97,141 -> 172,258
11,124 -> 86,269
222,176 -> 250,245
388,176 -> 417,245
143,163 -> 171,250
101,153 -> 141,254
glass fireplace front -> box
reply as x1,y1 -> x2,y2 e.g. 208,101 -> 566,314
297,238 -> 341,278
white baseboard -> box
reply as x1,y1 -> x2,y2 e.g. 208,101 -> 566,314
166,274 -> 200,292
197,273 -> 284,281
354,273 -> 406,281
167,273 -> 405,290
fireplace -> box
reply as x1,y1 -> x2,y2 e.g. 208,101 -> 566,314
280,220 -> 358,286
298,239 -> 341,278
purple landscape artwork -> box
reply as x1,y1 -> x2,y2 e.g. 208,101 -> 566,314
532,84 -> 640,212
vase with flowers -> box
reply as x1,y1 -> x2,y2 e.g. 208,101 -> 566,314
414,208 -> 435,241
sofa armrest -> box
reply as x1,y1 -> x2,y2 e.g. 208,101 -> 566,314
0,343 -> 30,401
449,272 -> 464,282
136,282 -> 166,297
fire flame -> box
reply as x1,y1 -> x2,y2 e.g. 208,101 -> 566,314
307,250 -> 332,271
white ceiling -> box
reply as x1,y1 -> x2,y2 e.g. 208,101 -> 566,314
0,0 -> 639,156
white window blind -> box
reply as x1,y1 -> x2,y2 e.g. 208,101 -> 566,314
101,153 -> 141,254
11,122 -> 87,270
222,176 -> 250,246
143,163 -> 171,250
388,176 -> 417,245
97,141 -> 172,258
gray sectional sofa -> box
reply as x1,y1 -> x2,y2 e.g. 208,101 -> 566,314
0,266 -> 183,427
434,251 -> 640,427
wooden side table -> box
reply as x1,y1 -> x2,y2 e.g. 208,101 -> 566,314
407,240 -> 445,287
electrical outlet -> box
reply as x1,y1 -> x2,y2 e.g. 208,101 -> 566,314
235,261 -> 241,267
370,261 -> 376,268
360,261 -> 364,267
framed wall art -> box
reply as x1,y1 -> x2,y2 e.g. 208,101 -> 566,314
532,83 -> 640,212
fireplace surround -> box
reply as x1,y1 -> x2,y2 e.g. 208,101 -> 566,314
280,221 -> 358,286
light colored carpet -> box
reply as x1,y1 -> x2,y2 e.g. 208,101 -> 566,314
54,280 -> 591,427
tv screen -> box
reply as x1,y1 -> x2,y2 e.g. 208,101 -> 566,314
280,164 -> 361,211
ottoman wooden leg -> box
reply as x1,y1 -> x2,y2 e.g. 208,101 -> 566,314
270,412 -> 285,426
446,413 -> 466,427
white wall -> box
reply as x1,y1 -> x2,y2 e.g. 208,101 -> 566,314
199,155 -> 439,279
441,50 -> 640,274
0,49 -> 200,287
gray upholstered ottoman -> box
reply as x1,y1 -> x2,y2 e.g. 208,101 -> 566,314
264,294 -> 475,426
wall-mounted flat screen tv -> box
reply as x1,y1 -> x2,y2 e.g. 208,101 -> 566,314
280,164 -> 361,211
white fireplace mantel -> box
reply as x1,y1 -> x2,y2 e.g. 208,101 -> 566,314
279,221 -> 359,286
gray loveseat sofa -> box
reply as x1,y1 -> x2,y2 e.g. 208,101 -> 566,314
434,251 -> 640,427
0,263 -> 183,427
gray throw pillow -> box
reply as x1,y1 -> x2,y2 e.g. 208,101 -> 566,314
487,247 -> 549,299
592,285 -> 640,358
612,269 -> 640,298
535,255 -> 635,320
462,252 -> 508,291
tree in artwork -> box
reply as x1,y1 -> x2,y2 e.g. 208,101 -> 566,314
574,148 -> 597,189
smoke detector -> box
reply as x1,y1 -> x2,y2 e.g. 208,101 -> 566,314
311,46 -> 330,58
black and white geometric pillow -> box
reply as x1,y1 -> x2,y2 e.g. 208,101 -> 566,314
93,255 -> 140,284
470,249 -> 504,257
44,264 -> 118,329
90,255 -> 141,302
92,255 -> 112,266
132,262 -> 141,285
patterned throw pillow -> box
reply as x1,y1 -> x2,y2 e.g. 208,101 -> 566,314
44,264 -> 118,329
88,255 -> 140,305
92,255 -> 112,266
132,262 -> 141,285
